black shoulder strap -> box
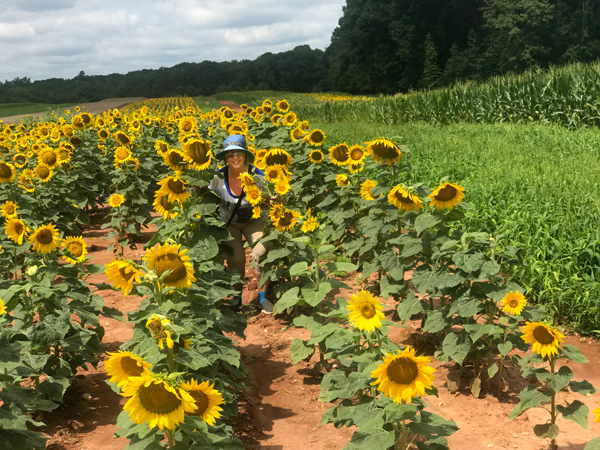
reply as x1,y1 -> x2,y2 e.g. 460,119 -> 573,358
225,165 -> 246,227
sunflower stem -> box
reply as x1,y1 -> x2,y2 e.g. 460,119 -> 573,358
549,354 -> 558,450
164,428 -> 176,448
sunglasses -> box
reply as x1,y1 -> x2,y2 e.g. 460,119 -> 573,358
225,150 -> 245,158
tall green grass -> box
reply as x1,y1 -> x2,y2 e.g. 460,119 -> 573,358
0,102 -> 73,118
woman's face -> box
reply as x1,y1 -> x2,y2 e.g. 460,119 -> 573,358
225,150 -> 248,171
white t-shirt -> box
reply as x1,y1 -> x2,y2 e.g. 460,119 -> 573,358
209,165 -> 266,224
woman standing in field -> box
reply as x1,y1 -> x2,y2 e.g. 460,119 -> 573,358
209,134 -> 273,313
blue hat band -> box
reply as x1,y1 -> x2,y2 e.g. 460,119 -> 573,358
224,140 -> 246,150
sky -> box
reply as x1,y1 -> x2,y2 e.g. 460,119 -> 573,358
0,0 -> 347,81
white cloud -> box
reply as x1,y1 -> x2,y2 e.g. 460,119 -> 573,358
0,0 -> 345,81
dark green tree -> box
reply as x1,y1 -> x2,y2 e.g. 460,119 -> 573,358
420,33 -> 442,88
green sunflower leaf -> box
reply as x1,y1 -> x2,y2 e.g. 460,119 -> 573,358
533,423 -> 559,439
561,345 -> 588,363
442,331 -> 471,366
569,380 -> 597,395
556,400 -> 589,430
344,428 -> 398,450
509,385 -> 552,419
289,339 -> 314,364
584,437 -> 600,449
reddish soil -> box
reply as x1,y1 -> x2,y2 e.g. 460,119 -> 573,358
40,208 -> 600,450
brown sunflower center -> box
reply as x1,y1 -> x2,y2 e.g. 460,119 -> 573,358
533,325 -> 555,345
0,163 -> 12,178
14,155 -> 26,165
278,211 -> 294,227
138,381 -> 181,414
435,185 -> 458,202
118,267 -> 135,281
154,253 -> 186,283
187,141 -> 211,165
311,151 -> 323,161
160,196 -> 175,211
70,136 -> 83,147
13,222 -> 24,235
387,357 -> 419,385
117,134 -> 131,145
99,130 -> 108,139
189,390 -> 209,417
37,166 -> 51,179
332,146 -> 349,163
167,179 -> 186,194
4,205 -> 15,215
224,110 -> 233,119
509,298 -> 519,308
310,131 -> 324,143
121,356 -> 144,377
36,229 -> 54,245
360,302 -> 376,319
266,151 -> 289,166
373,143 -> 399,160
67,241 -> 84,257
182,122 -> 192,132
394,190 -> 414,205
167,151 -> 184,166
350,148 -> 364,161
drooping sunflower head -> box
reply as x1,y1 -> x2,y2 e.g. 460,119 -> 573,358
290,126 -> 305,142
70,135 -> 83,147
427,182 -> 465,210
366,138 -> 402,165
387,185 -> 423,212
1,201 -> 18,219
301,209 -> 319,233
122,373 -> 197,430
5,218 -> 30,245
329,143 -> 350,166
34,163 -> 53,182
348,162 -> 364,174
114,131 -> 133,146
109,193 -> 125,208
105,259 -> 143,296
360,179 -> 380,201
105,350 -> 152,388
521,322 -> 565,358
265,148 -> 292,168
29,223 -> 61,254
304,129 -> 326,146
162,149 -> 187,170
155,140 -> 169,155
370,347 -> 436,404
153,192 -> 179,220
270,114 -> 283,126
145,314 -> 175,350
273,208 -> 302,232
0,161 -> 16,183
182,138 -> 213,171
18,169 -> 35,193
12,153 -> 27,168
347,290 -> 385,332
181,379 -> 224,426
501,290 -> 526,316
144,242 -> 197,289
61,235 -> 88,264
157,175 -> 189,203
335,174 -> 350,187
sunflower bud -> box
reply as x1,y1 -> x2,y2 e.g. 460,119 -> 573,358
144,270 -> 158,283
26,265 -> 39,276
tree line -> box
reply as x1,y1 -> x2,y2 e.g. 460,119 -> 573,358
2,0 -> 600,103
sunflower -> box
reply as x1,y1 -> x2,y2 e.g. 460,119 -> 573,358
501,291 -> 526,315
273,208 -> 302,232
593,405 -> 600,422
157,175 -> 189,203
162,149 -> 187,170
308,149 -> 324,164
360,180 -> 380,201
388,186 -> 423,212
178,117 -> 197,134
71,115 -> 84,130
0,161 -> 16,183
238,172 -> 255,189
182,138 -> 213,171
366,138 -> 402,165
290,127 -> 305,142
348,145 -> 366,163
269,204 -> 284,222
144,242 -> 197,289
145,315 -> 175,350
12,153 -> 27,168
114,146 -> 132,167
262,99 -> 273,108
275,178 -> 290,195
301,209 -> 319,233
153,193 -> 179,220
114,131 -> 134,146
1,201 -> 18,219
245,185 -> 262,206
329,143 -> 350,166
61,236 -> 88,264
271,114 -> 283,126
264,164 -> 287,183
70,136 -> 83,147
252,206 -> 261,219
347,290 -> 384,332
336,174 -> 350,187
0,299 -> 6,315
122,157 -> 140,171
181,379 -> 224,426
109,193 -> 125,208
521,322 -> 565,358
427,182 -> 466,210
155,140 -> 169,155
18,169 -> 35,193
5,218 -> 30,245
349,162 -> 364,174
29,223 -> 61,254
105,259 -> 143,296
105,351 -> 152,388
265,148 -> 292,167
281,111 -> 298,127
276,99 -> 290,113
34,163 -> 53,182
371,347 -> 436,404
122,373 -> 197,430
304,129 -> 326,146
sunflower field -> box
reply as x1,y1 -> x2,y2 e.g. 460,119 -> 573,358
0,95 -> 599,449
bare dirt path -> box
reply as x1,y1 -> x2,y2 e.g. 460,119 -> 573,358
40,216 -> 600,449
0,98 -> 146,124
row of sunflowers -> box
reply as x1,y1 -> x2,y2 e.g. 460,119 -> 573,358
0,95 -> 599,449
